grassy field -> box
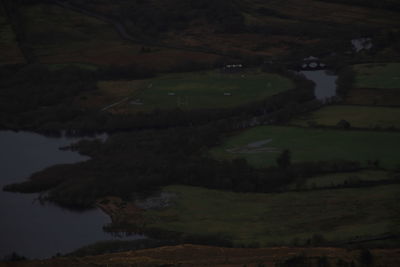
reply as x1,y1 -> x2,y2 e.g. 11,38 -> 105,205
91,71 -> 294,112
285,170 -> 396,190
354,63 -> 400,89
144,184 -> 400,246
344,63 -> 400,106
210,126 -> 400,168
290,105 -> 400,129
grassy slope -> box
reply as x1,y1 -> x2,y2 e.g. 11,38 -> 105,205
164,0 -> 400,58
20,4 -> 138,65
244,0 -> 400,28
20,4 -> 220,69
2,246 -> 400,267
87,71 -> 294,112
145,184 -> 400,246
210,126 -> 400,168
290,105 -> 400,129
65,0 -> 400,61
0,5 -> 25,64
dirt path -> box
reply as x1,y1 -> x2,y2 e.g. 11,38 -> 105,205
100,97 -> 131,112
227,139 -> 281,154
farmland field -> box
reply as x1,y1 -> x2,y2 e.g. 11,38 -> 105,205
96,71 -> 294,112
290,105 -> 400,129
344,88 -> 400,106
344,63 -> 400,106
144,184 -> 400,246
210,126 -> 400,168
354,63 -> 400,89
285,170 -> 396,190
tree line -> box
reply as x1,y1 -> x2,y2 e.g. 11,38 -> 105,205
317,0 -> 400,11
4,122 -> 362,209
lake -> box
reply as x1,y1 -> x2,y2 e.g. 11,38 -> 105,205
0,131 -> 143,259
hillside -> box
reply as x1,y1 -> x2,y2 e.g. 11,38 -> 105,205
2,0 -> 400,68
0,0 -> 399,265
1,245 -> 400,266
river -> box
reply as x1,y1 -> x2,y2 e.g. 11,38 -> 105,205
300,70 -> 338,100
0,131 -> 142,259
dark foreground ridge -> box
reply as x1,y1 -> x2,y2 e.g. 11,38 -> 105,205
2,245 -> 400,267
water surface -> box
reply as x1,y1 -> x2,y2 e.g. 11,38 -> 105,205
0,131 -> 141,259
300,70 -> 337,100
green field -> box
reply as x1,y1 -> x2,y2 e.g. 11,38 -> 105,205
290,105 -> 400,129
119,71 -> 294,111
145,184 -> 400,246
354,63 -> 400,89
285,170 -> 395,190
210,126 -> 400,168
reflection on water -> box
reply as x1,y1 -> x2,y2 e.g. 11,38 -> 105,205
300,70 -> 338,100
0,131 -> 142,259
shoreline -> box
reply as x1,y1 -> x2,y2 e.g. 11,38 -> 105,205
96,197 -> 146,234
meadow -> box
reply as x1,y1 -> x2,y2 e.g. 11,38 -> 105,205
344,63 -> 400,106
289,105 -> 400,129
144,184 -> 400,246
91,71 -> 294,112
210,126 -> 400,168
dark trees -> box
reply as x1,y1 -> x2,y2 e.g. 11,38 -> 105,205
276,149 -> 291,169
337,120 -> 351,129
